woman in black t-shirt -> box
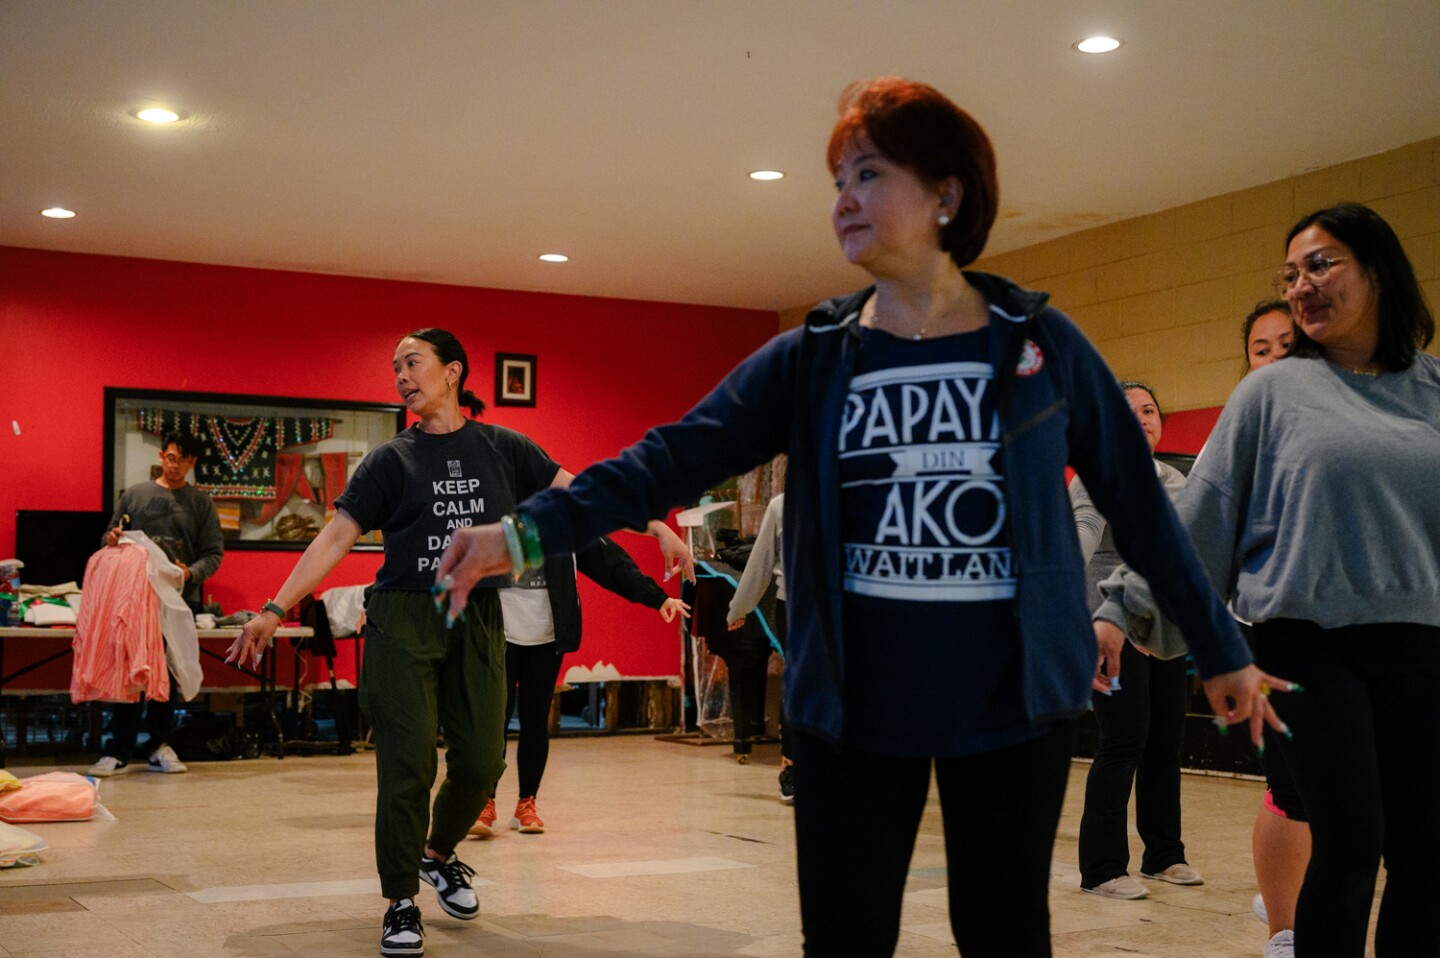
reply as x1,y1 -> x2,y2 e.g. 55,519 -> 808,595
227,328 -> 691,958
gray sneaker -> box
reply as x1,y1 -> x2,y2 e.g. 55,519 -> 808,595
87,756 -> 130,777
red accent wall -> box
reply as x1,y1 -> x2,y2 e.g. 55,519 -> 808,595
1155,407 -> 1224,456
0,246 -> 778,687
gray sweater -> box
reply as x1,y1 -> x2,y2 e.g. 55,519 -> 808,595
1168,354 -> 1440,629
106,482 -> 224,605
1069,461 -> 1187,615
727,494 -> 785,625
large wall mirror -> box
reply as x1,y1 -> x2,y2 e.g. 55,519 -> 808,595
103,388 -> 405,551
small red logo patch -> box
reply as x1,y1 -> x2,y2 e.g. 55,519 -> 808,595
1015,339 -> 1044,376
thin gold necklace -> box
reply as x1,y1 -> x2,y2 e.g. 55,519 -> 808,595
872,313 -> 927,341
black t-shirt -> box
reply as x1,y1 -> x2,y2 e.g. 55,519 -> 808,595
839,325 -> 1038,758
335,421 -> 560,590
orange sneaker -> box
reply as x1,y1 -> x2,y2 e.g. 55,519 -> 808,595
510,796 -> 545,834
467,798 -> 497,838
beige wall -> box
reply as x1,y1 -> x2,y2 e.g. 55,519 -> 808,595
973,136 -> 1440,411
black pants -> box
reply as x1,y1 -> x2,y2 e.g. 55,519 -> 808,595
1254,619 -> 1440,958
1078,641 -> 1189,887
503,642 -> 565,799
103,673 -> 179,760
792,723 -> 1074,957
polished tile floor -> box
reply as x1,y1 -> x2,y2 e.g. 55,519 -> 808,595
0,737 -> 1376,957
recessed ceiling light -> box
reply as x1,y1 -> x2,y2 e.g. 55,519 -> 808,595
538,253 -> 569,263
41,207 -> 76,219
749,170 -> 784,181
135,107 -> 181,123
1074,36 -> 1122,54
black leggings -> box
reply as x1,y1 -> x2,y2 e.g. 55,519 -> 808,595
792,723 -> 1074,957
1254,619 -> 1440,958
502,642 -> 565,800
1078,641 -> 1189,887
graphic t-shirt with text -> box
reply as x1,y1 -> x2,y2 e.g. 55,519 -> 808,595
839,326 -> 1038,757
335,421 -> 560,591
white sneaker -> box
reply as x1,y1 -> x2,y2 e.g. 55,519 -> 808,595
1253,892 -> 1269,924
147,744 -> 188,774
88,756 -> 130,777
1082,876 -> 1149,899
1141,863 -> 1204,885
1264,929 -> 1295,958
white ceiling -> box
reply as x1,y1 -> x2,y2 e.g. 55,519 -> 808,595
4,1 -> 1439,312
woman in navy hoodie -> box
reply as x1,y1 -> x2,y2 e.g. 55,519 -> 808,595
432,78 -> 1289,958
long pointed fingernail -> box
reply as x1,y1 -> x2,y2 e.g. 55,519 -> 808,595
1212,717 -> 1228,736
1288,682 -> 1305,693
1109,677 -> 1121,692
1257,742 -> 1265,755
445,611 -> 456,629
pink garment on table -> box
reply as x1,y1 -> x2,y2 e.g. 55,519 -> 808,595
70,542 -> 168,703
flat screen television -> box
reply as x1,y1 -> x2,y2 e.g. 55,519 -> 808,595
14,509 -> 111,587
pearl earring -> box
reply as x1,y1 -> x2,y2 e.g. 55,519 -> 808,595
938,214 -> 951,227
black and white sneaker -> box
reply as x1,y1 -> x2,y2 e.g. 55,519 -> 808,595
381,898 -> 424,957
418,853 -> 479,919
778,765 -> 795,804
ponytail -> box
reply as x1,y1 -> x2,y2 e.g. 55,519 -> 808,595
458,388 -> 485,418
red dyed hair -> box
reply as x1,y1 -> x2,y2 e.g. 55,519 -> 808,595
827,77 -> 999,268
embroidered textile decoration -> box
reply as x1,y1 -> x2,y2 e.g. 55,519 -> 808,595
245,452 -> 350,526
136,410 -> 336,500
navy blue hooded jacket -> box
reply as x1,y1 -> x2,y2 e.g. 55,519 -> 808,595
520,273 -> 1251,746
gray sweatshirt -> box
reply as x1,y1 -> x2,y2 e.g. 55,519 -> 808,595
106,482 -> 224,605
1168,354 -> 1440,629
1069,461 -> 1187,615
727,494 -> 785,624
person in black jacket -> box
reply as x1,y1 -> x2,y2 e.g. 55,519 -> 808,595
469,536 -> 688,837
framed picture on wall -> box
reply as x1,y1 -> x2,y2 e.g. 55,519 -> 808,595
495,353 -> 537,407
102,387 -> 405,551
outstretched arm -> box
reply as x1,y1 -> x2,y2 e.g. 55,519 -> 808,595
225,511 -> 362,669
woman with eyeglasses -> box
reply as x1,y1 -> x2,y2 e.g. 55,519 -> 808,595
1175,204 -> 1440,957
427,77 -> 1287,958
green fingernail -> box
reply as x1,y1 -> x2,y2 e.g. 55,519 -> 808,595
445,612 -> 456,629
1215,722 -> 1228,737
1283,728 -> 1294,740
1257,742 -> 1265,755
1289,683 -> 1305,693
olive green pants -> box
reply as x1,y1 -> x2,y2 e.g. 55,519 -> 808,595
360,589 -> 506,900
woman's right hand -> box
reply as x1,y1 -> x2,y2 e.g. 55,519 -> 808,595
1092,619 -> 1125,693
1201,664 -> 1296,749
434,524 -> 513,621
226,613 -> 278,670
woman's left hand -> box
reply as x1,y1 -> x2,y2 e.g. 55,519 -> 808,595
1200,664 -> 1297,748
658,598 -> 691,623
435,524 -> 512,621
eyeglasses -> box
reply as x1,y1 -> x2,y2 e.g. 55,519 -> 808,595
1273,253 -> 1349,295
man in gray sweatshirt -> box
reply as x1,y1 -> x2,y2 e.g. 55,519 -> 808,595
90,430 -> 223,776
